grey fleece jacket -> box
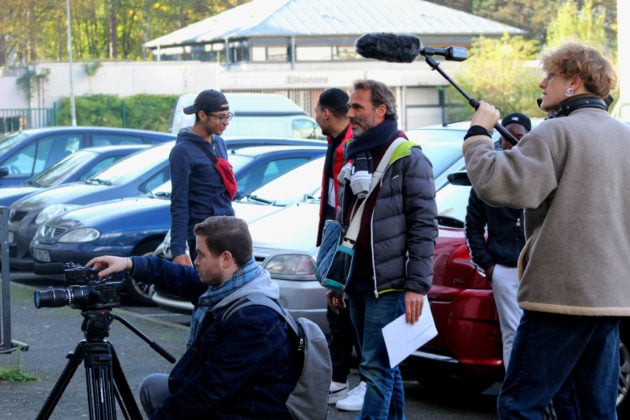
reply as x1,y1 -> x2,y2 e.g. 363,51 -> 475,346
463,107 -> 630,316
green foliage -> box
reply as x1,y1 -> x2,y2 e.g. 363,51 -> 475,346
0,350 -> 38,383
56,93 -> 178,132
16,68 -> 50,106
546,0 -> 609,52
449,34 -> 546,120
0,0 -> 250,63
0,366 -> 38,382
124,94 -> 179,132
83,61 -> 102,77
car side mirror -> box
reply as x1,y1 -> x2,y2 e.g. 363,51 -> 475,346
447,171 -> 471,186
0,166 -> 8,178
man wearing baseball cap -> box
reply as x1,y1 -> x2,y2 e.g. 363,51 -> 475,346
465,111 -> 530,371
170,89 -> 235,267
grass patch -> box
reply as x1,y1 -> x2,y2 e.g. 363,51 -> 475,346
0,348 -> 39,382
0,365 -> 38,382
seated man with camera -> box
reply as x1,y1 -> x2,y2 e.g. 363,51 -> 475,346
87,215 -> 300,419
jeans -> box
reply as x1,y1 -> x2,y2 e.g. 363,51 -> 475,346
498,310 -> 620,419
347,291 -> 406,420
492,264 -> 523,369
139,373 -> 170,417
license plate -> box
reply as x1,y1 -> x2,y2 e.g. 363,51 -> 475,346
32,248 -> 51,263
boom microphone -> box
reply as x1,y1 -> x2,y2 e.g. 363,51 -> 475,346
355,32 -> 518,145
33,262 -> 68,275
355,33 -> 422,63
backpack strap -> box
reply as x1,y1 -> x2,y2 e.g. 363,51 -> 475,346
222,294 -> 298,335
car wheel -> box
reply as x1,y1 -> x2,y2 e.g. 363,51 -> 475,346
618,321 -> 630,417
123,239 -> 162,306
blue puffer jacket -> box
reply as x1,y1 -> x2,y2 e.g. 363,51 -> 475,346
130,256 -> 299,419
169,131 -> 234,257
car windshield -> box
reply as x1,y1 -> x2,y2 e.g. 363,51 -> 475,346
239,157 -> 323,206
26,150 -> 97,187
87,142 -> 172,184
407,129 -> 466,177
0,131 -> 28,155
435,181 -> 471,223
227,154 -> 255,172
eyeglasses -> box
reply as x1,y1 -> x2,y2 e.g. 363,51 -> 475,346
206,112 -> 234,122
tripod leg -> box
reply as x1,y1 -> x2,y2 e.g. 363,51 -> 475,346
83,342 -> 118,420
110,344 -> 143,419
37,341 -> 88,420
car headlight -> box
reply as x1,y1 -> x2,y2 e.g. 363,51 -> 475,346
262,253 -> 316,281
58,227 -> 100,243
35,204 -> 80,224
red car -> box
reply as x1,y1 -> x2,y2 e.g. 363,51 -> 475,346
400,180 -> 503,394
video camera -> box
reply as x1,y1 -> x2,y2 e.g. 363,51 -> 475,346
33,262 -> 124,310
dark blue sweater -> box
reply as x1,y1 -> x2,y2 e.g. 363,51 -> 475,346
130,256 -> 299,419
169,131 -> 234,257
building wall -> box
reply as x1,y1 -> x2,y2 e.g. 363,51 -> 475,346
1,60 -> 463,130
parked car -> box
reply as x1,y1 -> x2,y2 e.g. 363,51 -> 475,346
0,126 -> 175,188
11,138 -> 326,271
151,156 -> 328,312
149,124 -> 477,322
29,143 -> 327,304
0,144 -> 151,207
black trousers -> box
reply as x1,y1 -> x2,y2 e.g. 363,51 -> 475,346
327,303 -> 361,383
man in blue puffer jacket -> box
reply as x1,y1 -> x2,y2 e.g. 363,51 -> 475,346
87,216 -> 300,419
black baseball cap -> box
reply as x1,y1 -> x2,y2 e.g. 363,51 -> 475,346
501,112 -> 531,131
183,89 -> 229,115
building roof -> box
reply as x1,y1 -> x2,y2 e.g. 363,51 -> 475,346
144,0 -> 524,49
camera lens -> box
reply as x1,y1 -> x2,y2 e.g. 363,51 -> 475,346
34,288 -> 71,308
34,285 -> 91,308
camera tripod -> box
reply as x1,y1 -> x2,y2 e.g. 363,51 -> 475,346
37,308 -> 175,420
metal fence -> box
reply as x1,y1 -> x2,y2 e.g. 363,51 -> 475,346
0,107 -> 56,134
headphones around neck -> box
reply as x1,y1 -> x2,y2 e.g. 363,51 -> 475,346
538,96 -> 610,119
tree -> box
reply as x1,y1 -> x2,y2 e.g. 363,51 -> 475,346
463,0 -> 616,48
449,34 -> 545,120
546,0 -> 609,52
0,0 -> 248,64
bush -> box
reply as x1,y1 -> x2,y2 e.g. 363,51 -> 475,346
56,94 -> 178,132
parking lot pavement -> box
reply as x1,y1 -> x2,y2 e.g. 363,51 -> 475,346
1,281 -> 189,419
2,278 -> 497,419
1,280 -> 362,420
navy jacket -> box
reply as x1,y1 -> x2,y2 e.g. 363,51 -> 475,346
169,131 -> 234,257
465,188 -> 525,271
130,256 -> 299,419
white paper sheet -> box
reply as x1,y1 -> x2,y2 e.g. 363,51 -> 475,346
381,296 -> 437,368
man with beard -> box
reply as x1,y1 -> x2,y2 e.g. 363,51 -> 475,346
87,216 -> 300,419
325,79 -> 437,418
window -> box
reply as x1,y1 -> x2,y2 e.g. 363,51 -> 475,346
92,134 -> 142,146
3,134 -> 84,178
